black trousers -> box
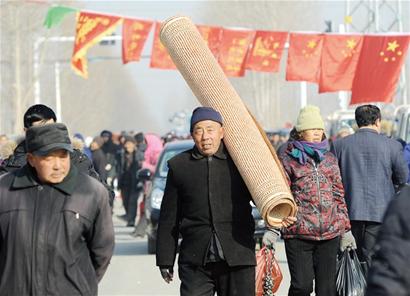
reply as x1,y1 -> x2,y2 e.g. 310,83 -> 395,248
178,261 -> 255,296
285,237 -> 339,296
121,187 -> 140,224
350,220 -> 381,277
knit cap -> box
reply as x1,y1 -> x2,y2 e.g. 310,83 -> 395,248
190,107 -> 223,132
295,105 -> 325,132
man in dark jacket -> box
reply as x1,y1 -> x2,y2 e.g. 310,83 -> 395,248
91,136 -> 108,181
0,123 -> 114,296
0,104 -> 115,206
365,185 -> 410,296
156,107 -> 255,296
156,107 -> 293,296
116,135 -> 144,227
331,104 -> 408,275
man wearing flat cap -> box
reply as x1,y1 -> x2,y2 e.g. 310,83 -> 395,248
0,123 -> 115,296
156,107 -> 293,296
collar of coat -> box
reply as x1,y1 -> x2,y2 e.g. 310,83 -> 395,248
11,164 -> 78,195
356,127 -> 379,134
191,141 -> 228,160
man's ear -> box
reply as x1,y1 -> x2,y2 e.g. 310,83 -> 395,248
27,153 -> 35,167
220,126 -> 224,139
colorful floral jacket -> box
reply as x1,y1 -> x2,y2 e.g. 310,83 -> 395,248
279,143 -> 351,240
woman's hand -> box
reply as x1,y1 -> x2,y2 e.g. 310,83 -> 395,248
281,216 -> 297,227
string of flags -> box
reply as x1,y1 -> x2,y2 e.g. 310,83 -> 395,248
44,5 -> 410,104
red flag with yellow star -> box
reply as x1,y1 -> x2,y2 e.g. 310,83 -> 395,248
122,18 -> 153,64
197,25 -> 222,58
245,31 -> 288,72
286,33 -> 324,82
351,35 -> 410,104
150,22 -> 177,70
71,11 -> 123,78
319,34 -> 363,93
218,29 -> 255,77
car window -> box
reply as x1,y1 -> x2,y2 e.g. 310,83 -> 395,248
158,147 -> 189,177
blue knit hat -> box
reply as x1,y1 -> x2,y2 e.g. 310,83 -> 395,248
190,107 -> 223,133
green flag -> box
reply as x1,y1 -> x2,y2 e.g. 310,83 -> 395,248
43,6 -> 77,29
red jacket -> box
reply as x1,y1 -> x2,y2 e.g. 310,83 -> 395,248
279,143 -> 350,240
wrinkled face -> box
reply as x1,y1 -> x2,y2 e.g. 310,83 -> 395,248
301,129 -> 324,143
27,149 -> 70,184
192,120 -> 224,156
124,141 -> 136,153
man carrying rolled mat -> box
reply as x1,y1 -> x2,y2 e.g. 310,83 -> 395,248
156,106 -> 295,296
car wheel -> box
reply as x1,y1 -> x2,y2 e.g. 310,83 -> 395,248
148,237 -> 156,254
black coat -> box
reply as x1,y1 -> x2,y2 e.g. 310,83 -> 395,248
156,143 -> 255,267
365,185 -> 410,296
0,165 -> 115,296
116,149 -> 144,191
92,149 -> 108,181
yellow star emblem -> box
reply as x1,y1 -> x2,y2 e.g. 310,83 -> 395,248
344,15 -> 353,24
346,39 -> 356,49
387,40 -> 399,52
307,40 -> 317,49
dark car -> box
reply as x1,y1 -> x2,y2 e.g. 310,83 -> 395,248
145,140 -> 267,254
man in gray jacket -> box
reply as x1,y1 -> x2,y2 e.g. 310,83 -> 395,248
331,104 -> 408,275
0,123 -> 114,296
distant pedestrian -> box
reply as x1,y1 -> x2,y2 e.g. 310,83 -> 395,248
117,135 -> 144,227
100,130 -> 120,189
278,105 -> 353,296
331,104 -> 408,275
74,132 -> 92,160
403,142 -> 410,183
90,136 -> 108,181
0,123 -> 114,295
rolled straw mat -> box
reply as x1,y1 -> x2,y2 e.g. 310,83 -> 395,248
160,16 -> 297,228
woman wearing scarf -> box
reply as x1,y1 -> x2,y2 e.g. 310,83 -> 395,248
278,105 -> 354,296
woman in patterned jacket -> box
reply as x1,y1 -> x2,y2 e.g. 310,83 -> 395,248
279,105 -> 355,296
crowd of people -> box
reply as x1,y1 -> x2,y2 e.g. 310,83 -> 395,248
0,103 -> 409,296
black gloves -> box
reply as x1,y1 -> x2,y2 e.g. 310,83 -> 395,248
159,266 -> 174,283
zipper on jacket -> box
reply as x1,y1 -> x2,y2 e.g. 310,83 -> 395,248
312,161 -> 323,236
43,187 -> 55,294
31,185 -> 42,295
207,156 -> 216,230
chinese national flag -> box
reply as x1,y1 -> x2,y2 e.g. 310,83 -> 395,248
286,33 -> 323,82
246,31 -> 288,72
218,29 -> 255,77
319,35 -> 363,93
122,18 -> 153,64
150,22 -> 176,70
197,25 -> 222,58
71,12 -> 123,78
351,35 -> 410,104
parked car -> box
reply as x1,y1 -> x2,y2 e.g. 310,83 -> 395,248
145,139 -> 267,254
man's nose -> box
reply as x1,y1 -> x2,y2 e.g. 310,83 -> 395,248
202,131 -> 210,139
52,158 -> 62,169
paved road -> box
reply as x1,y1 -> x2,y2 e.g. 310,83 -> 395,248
99,200 -> 291,296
